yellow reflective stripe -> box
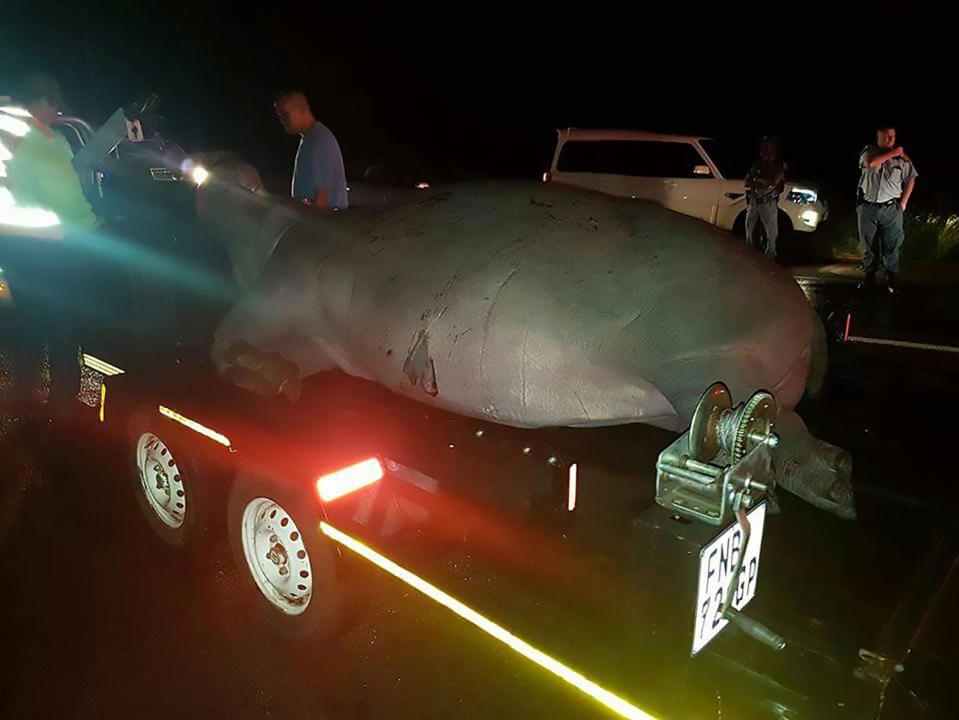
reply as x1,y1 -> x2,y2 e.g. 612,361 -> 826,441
82,353 -> 125,376
158,405 -> 231,448
320,522 -> 657,720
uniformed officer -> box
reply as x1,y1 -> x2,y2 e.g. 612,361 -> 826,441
744,136 -> 786,259
857,124 -> 917,293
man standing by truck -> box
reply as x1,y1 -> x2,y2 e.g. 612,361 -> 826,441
857,124 -> 917,294
2,73 -> 101,422
744,136 -> 786,260
273,89 -> 348,211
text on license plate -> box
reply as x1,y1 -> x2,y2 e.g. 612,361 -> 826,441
692,502 -> 767,655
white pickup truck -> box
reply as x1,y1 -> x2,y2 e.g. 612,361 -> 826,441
546,128 -> 827,239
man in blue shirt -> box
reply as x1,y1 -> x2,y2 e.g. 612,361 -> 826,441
274,90 -> 348,210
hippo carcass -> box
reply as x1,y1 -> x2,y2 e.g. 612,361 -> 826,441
201,172 -> 853,518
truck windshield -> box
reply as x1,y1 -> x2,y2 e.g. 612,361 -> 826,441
557,140 -> 708,179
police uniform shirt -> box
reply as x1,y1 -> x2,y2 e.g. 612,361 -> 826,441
858,147 -> 918,204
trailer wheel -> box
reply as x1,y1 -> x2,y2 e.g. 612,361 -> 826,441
128,409 -> 215,548
227,466 -> 352,639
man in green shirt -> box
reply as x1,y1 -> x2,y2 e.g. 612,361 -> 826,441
5,76 -> 100,231
2,73 -> 100,421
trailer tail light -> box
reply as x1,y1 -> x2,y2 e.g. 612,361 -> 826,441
567,463 -> 578,512
317,458 -> 384,502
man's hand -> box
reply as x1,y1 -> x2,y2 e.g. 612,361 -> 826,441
892,146 -> 904,158
899,198 -> 908,212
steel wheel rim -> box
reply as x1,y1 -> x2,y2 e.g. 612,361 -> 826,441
241,497 -> 313,616
136,432 -> 186,529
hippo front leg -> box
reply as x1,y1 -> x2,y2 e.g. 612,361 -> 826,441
772,410 -> 856,520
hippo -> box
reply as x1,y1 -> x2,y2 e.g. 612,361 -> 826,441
199,170 -> 854,519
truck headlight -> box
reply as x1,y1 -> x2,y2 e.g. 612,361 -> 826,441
787,187 -> 818,205
190,165 -> 210,186
800,210 -> 819,227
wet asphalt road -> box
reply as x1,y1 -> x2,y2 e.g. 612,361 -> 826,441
1,270 -> 958,720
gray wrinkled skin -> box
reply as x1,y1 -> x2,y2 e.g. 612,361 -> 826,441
202,174 -> 853,517
208,180 -> 813,429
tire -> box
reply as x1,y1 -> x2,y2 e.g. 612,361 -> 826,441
227,464 -> 353,639
128,407 -> 220,548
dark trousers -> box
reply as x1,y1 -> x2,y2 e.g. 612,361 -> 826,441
2,238 -> 80,415
857,202 -> 904,275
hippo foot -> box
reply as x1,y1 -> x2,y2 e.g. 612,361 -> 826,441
772,411 -> 857,520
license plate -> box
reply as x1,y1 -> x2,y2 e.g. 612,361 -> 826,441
692,502 -> 767,655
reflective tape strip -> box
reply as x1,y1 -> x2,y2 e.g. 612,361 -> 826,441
567,463 -> 578,512
847,336 -> 959,354
0,106 -> 32,118
158,405 -> 231,448
320,521 -> 657,720
82,353 -> 125,376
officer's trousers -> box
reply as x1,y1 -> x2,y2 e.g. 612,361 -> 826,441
856,202 -> 904,275
745,200 -> 779,258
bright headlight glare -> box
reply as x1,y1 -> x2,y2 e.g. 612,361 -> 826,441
787,187 -> 818,205
0,205 -> 60,228
191,165 -> 210,186
801,210 -> 819,226
0,106 -> 32,118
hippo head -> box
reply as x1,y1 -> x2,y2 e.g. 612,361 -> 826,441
776,440 -> 856,520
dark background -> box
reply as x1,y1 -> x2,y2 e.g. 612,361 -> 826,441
2,3 -> 955,214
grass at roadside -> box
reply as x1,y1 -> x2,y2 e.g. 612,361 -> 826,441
789,211 -> 959,263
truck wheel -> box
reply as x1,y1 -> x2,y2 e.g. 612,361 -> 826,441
128,409 -> 215,548
227,466 -> 352,639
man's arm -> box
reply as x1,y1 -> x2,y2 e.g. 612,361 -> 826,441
744,164 -> 764,190
864,146 -> 903,169
900,178 -> 916,211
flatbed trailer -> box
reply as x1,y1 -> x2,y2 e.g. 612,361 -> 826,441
75,337 -> 959,719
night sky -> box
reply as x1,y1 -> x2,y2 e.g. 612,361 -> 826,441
3,4 -> 953,213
